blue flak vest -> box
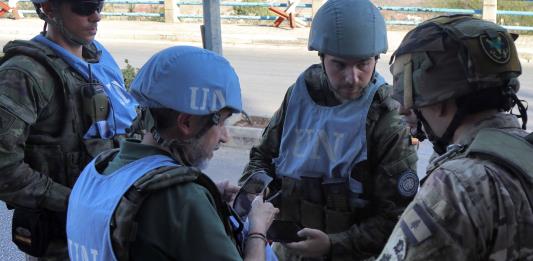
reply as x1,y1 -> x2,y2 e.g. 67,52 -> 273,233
274,72 -> 385,206
66,154 -> 178,261
274,72 -> 385,179
33,34 -> 138,139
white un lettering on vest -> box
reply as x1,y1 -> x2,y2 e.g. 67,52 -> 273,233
292,128 -> 345,161
68,239 -> 99,261
189,87 -> 227,111
108,80 -> 131,106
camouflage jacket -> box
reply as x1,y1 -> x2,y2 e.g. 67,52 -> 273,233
377,113 -> 533,260
0,40 -> 115,212
241,64 -> 418,259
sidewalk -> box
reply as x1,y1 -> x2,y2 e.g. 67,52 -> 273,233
1,18 -> 533,61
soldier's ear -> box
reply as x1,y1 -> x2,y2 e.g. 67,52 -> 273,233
175,113 -> 194,138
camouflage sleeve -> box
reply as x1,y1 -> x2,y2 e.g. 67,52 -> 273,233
0,63 -> 70,211
376,162 -> 494,261
239,86 -> 294,186
329,88 -> 419,259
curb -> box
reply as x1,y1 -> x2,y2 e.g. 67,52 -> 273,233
225,126 -> 263,149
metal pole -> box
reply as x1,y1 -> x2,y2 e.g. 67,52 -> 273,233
483,0 -> 497,23
203,0 -> 223,55
164,0 -> 178,23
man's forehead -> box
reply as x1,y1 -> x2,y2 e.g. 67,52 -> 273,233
326,54 -> 373,63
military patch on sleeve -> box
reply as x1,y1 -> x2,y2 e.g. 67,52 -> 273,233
399,203 -> 435,246
398,170 -> 419,197
480,32 -> 511,64
0,107 -> 15,136
377,234 -> 407,261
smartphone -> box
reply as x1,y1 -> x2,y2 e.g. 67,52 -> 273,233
266,220 -> 304,243
233,171 -> 273,218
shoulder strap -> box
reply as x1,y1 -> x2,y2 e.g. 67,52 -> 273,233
526,132 -> 533,144
367,83 -> 399,127
466,128 -> 533,178
1,40 -> 69,89
111,165 -> 234,260
465,128 -> 533,208
2,40 -> 87,140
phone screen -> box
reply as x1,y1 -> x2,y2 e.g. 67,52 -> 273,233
233,171 -> 273,218
266,220 -> 304,243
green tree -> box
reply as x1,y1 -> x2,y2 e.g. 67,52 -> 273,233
233,0 -> 271,16
122,59 -> 138,91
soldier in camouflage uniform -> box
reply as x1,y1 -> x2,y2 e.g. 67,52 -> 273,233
240,0 -> 418,260
0,0 -> 137,259
377,15 -> 533,261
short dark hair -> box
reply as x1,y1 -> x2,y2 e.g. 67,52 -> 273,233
149,108 -> 181,131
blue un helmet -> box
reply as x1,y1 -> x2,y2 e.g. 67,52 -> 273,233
131,46 -> 242,115
308,0 -> 388,59
131,46 -> 242,144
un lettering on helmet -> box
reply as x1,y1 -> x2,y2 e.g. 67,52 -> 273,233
130,46 -> 243,116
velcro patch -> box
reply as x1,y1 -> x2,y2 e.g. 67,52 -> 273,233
400,203 -> 435,246
0,107 -> 15,136
479,32 -> 511,64
398,170 -> 419,197
378,233 -> 407,261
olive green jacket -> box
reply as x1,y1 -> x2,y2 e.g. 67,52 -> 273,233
241,64 -> 418,259
102,140 -> 243,260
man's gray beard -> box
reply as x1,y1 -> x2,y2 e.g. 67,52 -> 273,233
185,137 -> 210,170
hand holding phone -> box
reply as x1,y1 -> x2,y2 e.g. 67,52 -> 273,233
266,220 -> 304,243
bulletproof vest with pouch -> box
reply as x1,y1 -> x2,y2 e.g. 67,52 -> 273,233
465,128 -> 533,208
105,153 -> 237,260
0,40 -> 114,188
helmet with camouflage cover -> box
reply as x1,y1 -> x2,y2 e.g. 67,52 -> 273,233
390,14 -> 521,110
390,14 -> 526,154
308,0 -> 388,58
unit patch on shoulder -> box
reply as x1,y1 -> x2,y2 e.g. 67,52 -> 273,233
398,170 -> 419,197
479,32 -> 511,64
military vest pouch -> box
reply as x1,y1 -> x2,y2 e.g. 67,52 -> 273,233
324,208 -> 354,234
11,207 -> 51,257
300,199 -> 324,229
280,176 -> 302,221
81,81 -> 110,126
